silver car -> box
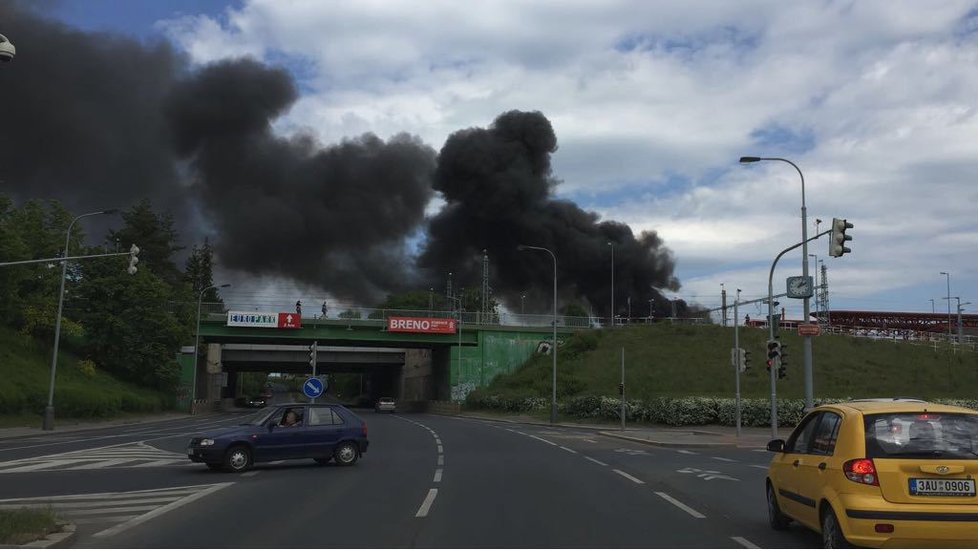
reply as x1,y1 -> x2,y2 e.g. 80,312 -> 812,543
375,397 -> 396,413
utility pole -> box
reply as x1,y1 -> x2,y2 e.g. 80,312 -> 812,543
721,283 -> 728,327
733,289 -> 742,438
608,242 -> 615,327
941,272 -> 952,343
481,249 -> 489,325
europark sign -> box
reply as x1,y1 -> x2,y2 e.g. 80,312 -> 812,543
226,312 -> 456,335
226,311 -> 302,329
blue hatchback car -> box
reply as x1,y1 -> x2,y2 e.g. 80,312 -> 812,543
187,403 -> 369,472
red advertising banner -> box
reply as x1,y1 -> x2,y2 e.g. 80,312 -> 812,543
387,316 -> 456,334
797,323 -> 821,336
278,312 -> 302,329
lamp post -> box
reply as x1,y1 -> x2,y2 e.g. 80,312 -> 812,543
193,283 -> 231,410
940,272 -> 952,342
740,156 -> 814,409
518,244 -> 558,424
607,242 -> 615,327
43,209 -> 118,431
930,299 -> 936,314
733,288 -> 742,437
521,293 -> 526,316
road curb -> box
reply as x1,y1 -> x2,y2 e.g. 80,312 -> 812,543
451,413 -> 614,432
597,431 -> 728,449
0,523 -> 76,549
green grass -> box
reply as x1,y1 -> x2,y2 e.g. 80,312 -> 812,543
481,324 -> 978,400
0,325 -> 170,420
0,507 -> 59,545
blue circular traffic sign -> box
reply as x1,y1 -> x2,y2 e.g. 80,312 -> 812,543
302,377 -> 324,398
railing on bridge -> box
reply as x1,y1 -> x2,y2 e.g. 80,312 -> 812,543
198,303 -> 711,330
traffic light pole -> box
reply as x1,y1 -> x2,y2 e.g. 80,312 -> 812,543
767,229 -> 831,439
733,293 -> 741,438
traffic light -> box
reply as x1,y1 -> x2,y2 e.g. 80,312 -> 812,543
829,218 -> 853,257
308,341 -> 318,369
127,244 -> 140,275
618,383 -> 624,395
779,343 -> 789,379
743,349 -> 752,372
766,340 -> 781,373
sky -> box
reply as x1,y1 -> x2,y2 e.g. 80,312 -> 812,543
34,0 -> 978,321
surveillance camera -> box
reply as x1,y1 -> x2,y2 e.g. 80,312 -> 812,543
0,34 -> 16,63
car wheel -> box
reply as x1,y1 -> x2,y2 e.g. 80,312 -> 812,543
314,457 -> 331,466
334,442 -> 359,466
206,463 -> 223,471
223,445 -> 253,473
766,483 -> 791,530
821,505 -> 850,549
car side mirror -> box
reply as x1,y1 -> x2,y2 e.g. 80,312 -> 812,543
767,439 -> 785,452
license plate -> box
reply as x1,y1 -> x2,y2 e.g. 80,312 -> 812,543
909,478 -> 976,496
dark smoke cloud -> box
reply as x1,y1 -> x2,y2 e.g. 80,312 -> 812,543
0,3 -> 684,311
0,1 -> 186,222
420,110 -> 681,317
164,59 -> 436,300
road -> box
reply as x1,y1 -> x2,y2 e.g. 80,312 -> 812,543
0,410 -> 823,548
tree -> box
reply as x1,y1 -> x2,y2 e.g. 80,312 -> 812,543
73,254 -> 188,390
108,199 -> 183,287
184,238 -> 221,303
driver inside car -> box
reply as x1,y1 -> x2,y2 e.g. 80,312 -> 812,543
280,409 -> 302,428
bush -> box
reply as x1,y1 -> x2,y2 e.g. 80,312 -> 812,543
77,360 -> 97,378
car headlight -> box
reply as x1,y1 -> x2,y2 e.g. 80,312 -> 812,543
200,438 -> 216,446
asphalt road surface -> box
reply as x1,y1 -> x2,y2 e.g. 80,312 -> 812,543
0,411 -> 823,548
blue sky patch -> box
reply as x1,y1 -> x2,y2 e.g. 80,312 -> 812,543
45,0 -> 240,39
749,123 -> 816,156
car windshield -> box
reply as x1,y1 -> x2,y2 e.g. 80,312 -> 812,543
864,412 -> 978,459
239,407 -> 277,426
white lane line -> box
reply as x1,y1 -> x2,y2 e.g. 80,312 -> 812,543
415,489 -> 438,518
584,456 -> 608,467
749,465 -> 768,470
433,469 -> 443,483
0,496 -> 176,511
528,435 -> 557,446
676,450 -> 697,455
437,455 -> 444,466
655,491 -> 706,519
559,446 -> 578,454
731,536 -> 759,548
0,459 -> 80,473
94,482 -> 234,538
583,438 -> 598,443
751,449 -> 767,452
269,460 -> 285,465
242,471 -> 260,477
434,438 -> 442,445
437,445 -> 444,453
612,469 -> 645,484
71,516 -> 140,525
67,459 -> 140,470
69,505 -> 161,516
711,456 -> 736,463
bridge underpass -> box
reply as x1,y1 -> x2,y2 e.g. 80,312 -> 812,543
182,314 -> 576,411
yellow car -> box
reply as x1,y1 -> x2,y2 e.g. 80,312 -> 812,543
766,398 -> 978,548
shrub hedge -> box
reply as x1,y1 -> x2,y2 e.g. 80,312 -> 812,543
464,393 -> 978,427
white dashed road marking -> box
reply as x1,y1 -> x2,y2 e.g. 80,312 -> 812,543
559,446 -> 578,454
731,536 -> 759,548
676,450 -> 697,455
433,469 -> 443,483
712,456 -> 736,463
584,456 -> 608,467
750,465 -> 768,470
415,489 -> 438,518
613,469 -> 645,484
655,491 -> 706,519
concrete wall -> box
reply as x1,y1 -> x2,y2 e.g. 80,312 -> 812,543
400,349 -> 434,401
449,329 -> 565,401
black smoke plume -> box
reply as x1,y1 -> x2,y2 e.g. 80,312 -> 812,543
0,3 -> 684,312
164,60 -> 436,300
420,110 -> 682,318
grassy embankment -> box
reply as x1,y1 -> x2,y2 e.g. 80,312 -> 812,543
0,508 -> 59,545
0,326 -> 170,427
481,323 -> 978,400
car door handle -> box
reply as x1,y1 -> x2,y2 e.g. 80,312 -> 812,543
792,460 -> 800,467
818,462 -> 827,471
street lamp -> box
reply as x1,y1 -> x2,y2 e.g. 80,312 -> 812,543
43,209 -> 118,431
518,244 -> 558,424
930,299 -> 936,314
959,301 -> 972,343
809,253 -> 819,319
740,156 -> 815,409
521,293 -> 526,316
193,283 -> 231,410
607,242 -> 615,327
940,272 -> 952,342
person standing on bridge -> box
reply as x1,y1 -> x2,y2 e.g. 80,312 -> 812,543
321,300 -> 328,319
296,300 -> 302,316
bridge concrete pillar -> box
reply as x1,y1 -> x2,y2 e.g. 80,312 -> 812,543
400,349 -> 433,401
206,343 -> 223,406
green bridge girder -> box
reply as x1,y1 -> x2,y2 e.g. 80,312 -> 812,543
198,314 -> 575,347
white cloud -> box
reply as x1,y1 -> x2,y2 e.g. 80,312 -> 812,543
162,0 -> 978,314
